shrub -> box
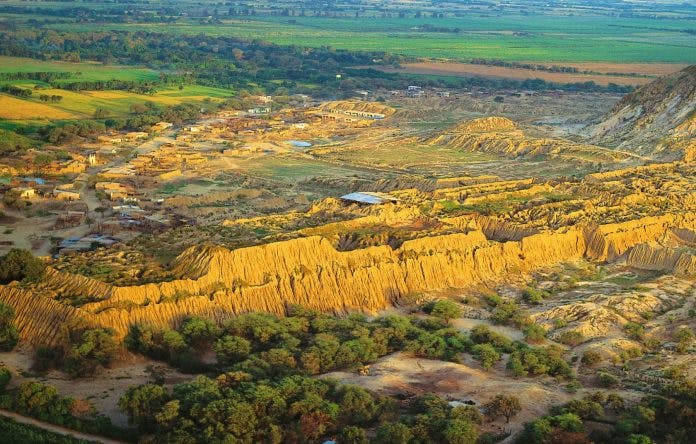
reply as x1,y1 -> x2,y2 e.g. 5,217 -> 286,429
557,330 -> 584,346
523,324 -> 547,343
522,287 -> 548,305
581,350 -> 602,366
624,322 -> 645,340
598,372 -> 620,388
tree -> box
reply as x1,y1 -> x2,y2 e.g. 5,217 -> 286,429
0,366 -> 11,391
180,317 -> 221,349
56,325 -> 118,377
486,394 -> 521,423
0,249 -> 46,284
443,418 -> 478,444
213,335 -> 251,364
340,425 -> 368,444
118,384 -> 170,432
15,382 -> 73,424
0,303 -> 19,351
337,385 -> 376,424
430,300 -> 463,324
375,422 -> 413,444
472,343 -> 500,370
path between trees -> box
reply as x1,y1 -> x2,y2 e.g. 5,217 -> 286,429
0,408 -> 127,444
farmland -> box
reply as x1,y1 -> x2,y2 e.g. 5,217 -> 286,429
43,14 -> 696,64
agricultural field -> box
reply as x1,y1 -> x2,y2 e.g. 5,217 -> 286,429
45,14 -> 696,64
0,56 -> 159,83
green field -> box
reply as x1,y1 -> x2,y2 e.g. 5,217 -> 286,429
0,56 -> 234,124
45,15 -> 696,63
0,56 -> 160,82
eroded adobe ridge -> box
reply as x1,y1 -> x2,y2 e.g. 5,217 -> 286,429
2,212 -> 692,344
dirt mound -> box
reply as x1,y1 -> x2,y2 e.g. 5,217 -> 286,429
591,65 -> 696,158
429,117 -> 630,162
319,100 -> 396,117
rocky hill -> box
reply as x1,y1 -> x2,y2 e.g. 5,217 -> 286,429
428,116 -> 633,163
591,65 -> 696,159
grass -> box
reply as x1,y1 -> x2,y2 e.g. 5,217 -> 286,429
0,84 -> 233,123
0,56 -> 160,82
45,15 -> 696,63
0,94 -> 77,119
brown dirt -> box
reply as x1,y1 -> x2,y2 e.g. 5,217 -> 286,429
378,62 -> 686,86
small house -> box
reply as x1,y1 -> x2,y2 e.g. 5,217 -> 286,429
12,186 -> 35,199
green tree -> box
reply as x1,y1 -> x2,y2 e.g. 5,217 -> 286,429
340,425 -> 368,444
180,317 -> 221,349
15,382 -> 73,424
0,366 -> 11,391
375,422 -> 413,444
486,394 -> 521,423
0,249 -> 45,284
472,343 -> 500,370
213,335 -> 251,364
430,300 -> 463,324
0,303 -> 19,351
118,384 -> 170,432
58,325 -> 118,377
443,418 -> 478,443
337,385 -> 376,424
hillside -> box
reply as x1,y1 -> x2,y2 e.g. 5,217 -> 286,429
591,65 -> 696,159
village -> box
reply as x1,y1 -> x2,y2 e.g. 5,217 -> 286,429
0,84 -> 620,259
0,90 -> 415,257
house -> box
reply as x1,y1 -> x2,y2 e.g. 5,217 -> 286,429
247,107 -> 271,115
98,135 -> 123,144
53,189 -> 81,201
339,192 -> 398,205
152,122 -> 173,132
21,177 -> 45,186
11,186 -> 35,199
125,131 -> 149,140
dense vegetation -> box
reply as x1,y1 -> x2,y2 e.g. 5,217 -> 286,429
0,367 -> 129,441
517,385 -> 696,444
0,416 -> 90,444
0,249 -> 46,285
123,304 -> 573,382
118,374 -> 499,443
33,322 -> 118,378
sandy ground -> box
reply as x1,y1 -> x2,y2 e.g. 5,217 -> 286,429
323,351 -> 572,439
0,345 -> 190,428
376,62 -> 686,86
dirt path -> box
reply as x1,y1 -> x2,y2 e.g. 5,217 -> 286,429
0,408 -> 127,444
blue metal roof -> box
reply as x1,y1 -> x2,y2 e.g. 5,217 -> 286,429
339,192 -> 397,205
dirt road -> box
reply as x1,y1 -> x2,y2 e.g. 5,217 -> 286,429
0,408 -> 127,444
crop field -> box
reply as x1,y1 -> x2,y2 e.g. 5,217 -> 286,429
0,85 -> 232,123
0,56 -> 160,83
0,95 -> 77,120
46,14 -> 696,63
378,62 -> 687,86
